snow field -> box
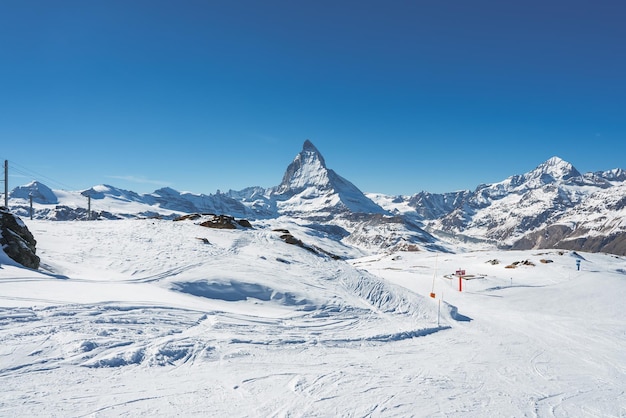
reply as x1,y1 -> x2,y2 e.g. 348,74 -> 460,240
0,219 -> 624,416
352,250 -> 626,417
1,219 -> 449,416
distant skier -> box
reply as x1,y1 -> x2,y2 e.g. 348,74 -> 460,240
576,259 -> 581,271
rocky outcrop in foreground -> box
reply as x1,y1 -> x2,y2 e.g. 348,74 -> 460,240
0,207 -> 40,269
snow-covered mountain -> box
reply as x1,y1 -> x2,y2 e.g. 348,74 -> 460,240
5,144 -> 626,255
7,141 -> 385,221
6,140 -> 440,253
371,156 -> 626,255
511,181 -> 626,254
263,140 -> 440,253
8,182 -> 261,221
10,181 -> 59,204
271,140 -> 386,216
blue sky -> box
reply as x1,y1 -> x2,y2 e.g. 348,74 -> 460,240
1,1 -> 625,195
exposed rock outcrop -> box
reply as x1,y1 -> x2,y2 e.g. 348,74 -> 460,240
0,207 -> 40,269
273,228 -> 341,260
174,213 -> 253,229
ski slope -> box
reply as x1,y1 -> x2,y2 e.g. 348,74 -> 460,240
1,219 -> 625,417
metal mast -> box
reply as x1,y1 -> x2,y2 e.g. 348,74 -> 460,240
3,160 -> 7,208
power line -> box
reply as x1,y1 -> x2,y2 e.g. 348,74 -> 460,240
8,159 -> 80,191
2,159 -> 148,220
0,158 -> 107,222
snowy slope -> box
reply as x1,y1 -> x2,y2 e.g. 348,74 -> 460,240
1,219 -> 624,416
0,219 -> 454,416
351,248 -> 626,417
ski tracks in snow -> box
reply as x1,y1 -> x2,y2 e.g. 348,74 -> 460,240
3,221 -> 624,416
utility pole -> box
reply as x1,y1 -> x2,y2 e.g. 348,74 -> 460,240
3,160 -> 7,208
87,195 -> 91,220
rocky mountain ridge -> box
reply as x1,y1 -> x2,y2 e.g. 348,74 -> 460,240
371,156 -> 626,254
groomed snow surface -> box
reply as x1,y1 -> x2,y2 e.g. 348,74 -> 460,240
1,219 -> 625,417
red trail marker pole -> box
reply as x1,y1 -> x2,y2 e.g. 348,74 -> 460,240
459,275 -> 462,292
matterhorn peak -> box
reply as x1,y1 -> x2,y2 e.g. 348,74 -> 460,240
302,139 -> 324,160
273,140 -> 386,215
299,139 -> 326,168
277,140 -> 329,194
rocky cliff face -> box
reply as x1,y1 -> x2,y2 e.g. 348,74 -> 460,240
0,207 -> 40,269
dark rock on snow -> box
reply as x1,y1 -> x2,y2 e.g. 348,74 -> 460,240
174,213 -> 253,229
0,207 -> 40,269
